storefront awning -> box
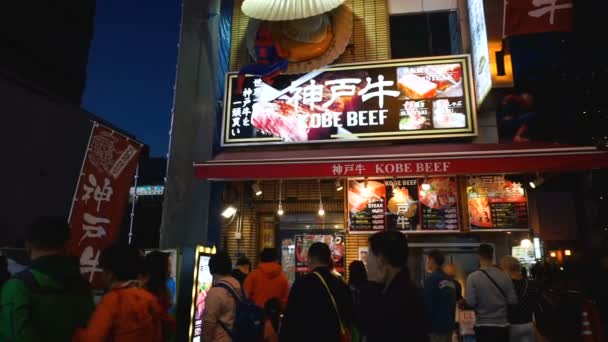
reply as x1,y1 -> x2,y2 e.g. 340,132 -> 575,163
194,143 -> 608,180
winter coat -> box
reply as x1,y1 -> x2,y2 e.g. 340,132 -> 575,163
356,269 -> 429,342
203,276 -> 241,342
73,282 -> 165,342
244,262 -> 290,308
0,255 -> 94,342
280,267 -> 352,342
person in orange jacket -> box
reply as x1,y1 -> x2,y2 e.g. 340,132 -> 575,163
73,245 -> 167,342
244,248 -> 290,309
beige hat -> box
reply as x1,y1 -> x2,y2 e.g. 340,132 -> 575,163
246,5 -> 353,74
242,0 -> 345,21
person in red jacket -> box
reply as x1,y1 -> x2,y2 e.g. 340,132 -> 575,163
244,248 -> 290,309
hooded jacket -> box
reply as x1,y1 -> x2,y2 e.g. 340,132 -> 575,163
0,255 -> 95,342
244,262 -> 290,308
73,282 -> 165,342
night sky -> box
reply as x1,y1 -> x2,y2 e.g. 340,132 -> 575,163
82,0 -> 182,157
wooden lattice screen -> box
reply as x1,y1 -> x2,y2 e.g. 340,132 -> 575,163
229,0 -> 391,71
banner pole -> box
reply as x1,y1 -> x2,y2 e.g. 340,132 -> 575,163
128,164 -> 140,245
68,122 -> 97,222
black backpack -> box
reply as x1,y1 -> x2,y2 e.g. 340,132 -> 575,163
215,281 -> 265,342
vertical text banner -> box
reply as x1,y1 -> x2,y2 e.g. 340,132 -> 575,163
68,122 -> 143,290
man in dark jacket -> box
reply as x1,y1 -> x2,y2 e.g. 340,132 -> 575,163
424,250 -> 456,342
356,231 -> 429,342
280,242 -> 352,342
232,255 -> 251,285
0,217 -> 95,342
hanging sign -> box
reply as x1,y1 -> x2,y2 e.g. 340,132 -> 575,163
222,55 -> 477,146
67,122 -> 143,290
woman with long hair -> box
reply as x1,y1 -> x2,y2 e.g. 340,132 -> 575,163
143,251 -> 176,340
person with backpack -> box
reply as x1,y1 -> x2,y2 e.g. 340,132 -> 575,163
500,256 -> 541,342
73,245 -> 166,342
424,250 -> 457,342
280,242 -> 353,342
244,248 -> 290,309
204,251 -> 265,342
465,244 -> 517,342
0,216 -> 95,342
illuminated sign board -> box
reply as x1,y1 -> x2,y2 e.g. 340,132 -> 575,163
129,185 -> 164,196
468,0 -> 492,106
222,55 -> 478,146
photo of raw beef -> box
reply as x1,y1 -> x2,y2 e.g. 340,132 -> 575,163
251,101 -> 309,142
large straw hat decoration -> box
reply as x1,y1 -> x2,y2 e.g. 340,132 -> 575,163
242,0 -> 353,75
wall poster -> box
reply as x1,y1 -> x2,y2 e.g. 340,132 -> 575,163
189,248 -> 214,342
348,179 -> 386,233
386,178 -> 420,232
419,177 -> 460,231
467,175 -> 529,230
294,233 -> 345,273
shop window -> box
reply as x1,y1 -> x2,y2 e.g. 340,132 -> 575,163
390,10 -> 462,59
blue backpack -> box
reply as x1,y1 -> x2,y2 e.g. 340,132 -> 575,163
215,281 -> 265,342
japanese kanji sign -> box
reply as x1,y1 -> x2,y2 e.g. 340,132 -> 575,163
222,55 -> 477,146
504,0 -> 573,37
68,122 -> 143,290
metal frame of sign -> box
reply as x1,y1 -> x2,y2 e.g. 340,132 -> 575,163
221,54 -> 478,147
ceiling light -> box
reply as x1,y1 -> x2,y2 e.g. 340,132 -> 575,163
335,179 -> 343,192
318,180 -> 325,216
277,180 -> 284,216
520,239 -> 532,248
252,182 -> 263,196
318,207 -> 325,216
564,249 -> 571,256
550,251 -> 556,258
529,174 -> 544,189
221,206 -> 237,218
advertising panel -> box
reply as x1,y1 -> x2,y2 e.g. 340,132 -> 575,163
294,233 -> 345,273
467,0 -> 492,105
222,55 -> 477,146
467,175 -> 529,230
67,122 -> 143,290
189,249 -> 214,342
348,177 -> 460,233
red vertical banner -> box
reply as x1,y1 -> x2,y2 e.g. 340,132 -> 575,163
504,0 -> 573,37
68,122 -> 143,290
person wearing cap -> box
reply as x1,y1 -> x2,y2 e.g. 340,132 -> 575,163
232,255 -> 251,286
244,248 -> 290,309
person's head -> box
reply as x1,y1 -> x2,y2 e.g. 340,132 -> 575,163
367,231 -> 409,283
209,252 -> 232,277
260,248 -> 278,263
444,263 -> 457,278
500,255 -> 522,279
25,216 -> 71,258
348,260 -> 367,286
99,245 -> 143,288
426,249 -> 445,273
143,251 -> 171,297
307,242 -> 331,270
478,244 -> 494,266
236,256 -> 251,273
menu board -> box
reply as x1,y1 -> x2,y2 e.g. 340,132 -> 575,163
222,55 -> 477,146
190,252 -> 214,342
419,177 -> 460,231
348,177 -> 462,233
294,234 -> 345,272
348,179 -> 386,232
467,175 -> 529,230
386,178 -> 420,231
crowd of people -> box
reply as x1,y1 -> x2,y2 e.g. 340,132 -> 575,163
0,216 -> 604,341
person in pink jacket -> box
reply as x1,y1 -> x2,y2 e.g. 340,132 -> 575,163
202,252 -> 242,342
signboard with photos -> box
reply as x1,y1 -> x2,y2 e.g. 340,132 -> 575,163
222,55 -> 478,146
347,177 -> 460,234
467,175 -> 529,231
